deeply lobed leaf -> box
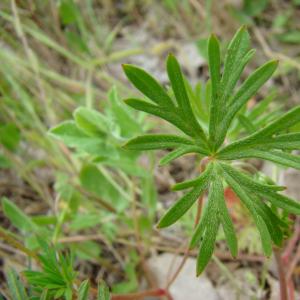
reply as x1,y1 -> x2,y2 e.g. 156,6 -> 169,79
157,163 -> 213,228
121,26 -> 300,276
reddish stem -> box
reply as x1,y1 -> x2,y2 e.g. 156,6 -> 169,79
112,288 -> 173,300
274,248 -> 288,300
287,279 -> 295,300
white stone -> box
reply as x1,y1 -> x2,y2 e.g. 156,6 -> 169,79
147,253 -> 220,300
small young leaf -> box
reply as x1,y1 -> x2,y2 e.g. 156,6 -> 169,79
221,149 -> 300,170
172,175 -> 207,191
157,164 -> 212,228
122,64 -> 174,107
159,145 -> 209,166
108,87 -> 141,137
74,107 -> 108,136
49,121 -> 113,156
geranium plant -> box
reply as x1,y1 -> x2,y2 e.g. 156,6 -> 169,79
122,26 -> 300,275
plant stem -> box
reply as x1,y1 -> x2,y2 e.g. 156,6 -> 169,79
274,248 -> 288,300
111,288 -> 173,300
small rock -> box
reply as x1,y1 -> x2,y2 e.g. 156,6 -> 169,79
216,268 -> 265,300
147,253 -> 220,300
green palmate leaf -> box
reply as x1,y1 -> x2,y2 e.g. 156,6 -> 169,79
216,180 -> 238,257
166,54 -> 207,142
221,26 -> 250,103
251,195 -> 284,246
196,215 -> 219,275
237,114 -> 256,133
190,165 -> 219,248
216,59 -> 278,148
2,197 -> 37,232
74,107 -> 108,136
159,145 -> 209,166
78,280 -> 90,300
122,64 -> 174,107
122,26 -> 300,275
124,134 -> 194,150
219,133 -> 300,157
208,34 -> 221,147
261,133 -> 300,150
172,176 -> 206,191
221,149 -> 300,170
252,105 -> 300,138
219,163 -> 284,193
157,164 -> 213,228
108,87 -> 141,137
97,281 -> 110,300
257,215 -> 272,257
221,167 -> 273,256
218,106 -> 300,155
124,98 -> 193,137
7,269 -> 29,300
257,190 -> 300,215
194,169 -> 221,275
247,92 -> 276,120
49,121 -> 113,156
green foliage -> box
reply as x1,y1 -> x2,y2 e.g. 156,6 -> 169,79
122,27 -> 300,275
6,269 -> 29,300
2,197 -> 37,232
4,241 -> 111,300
